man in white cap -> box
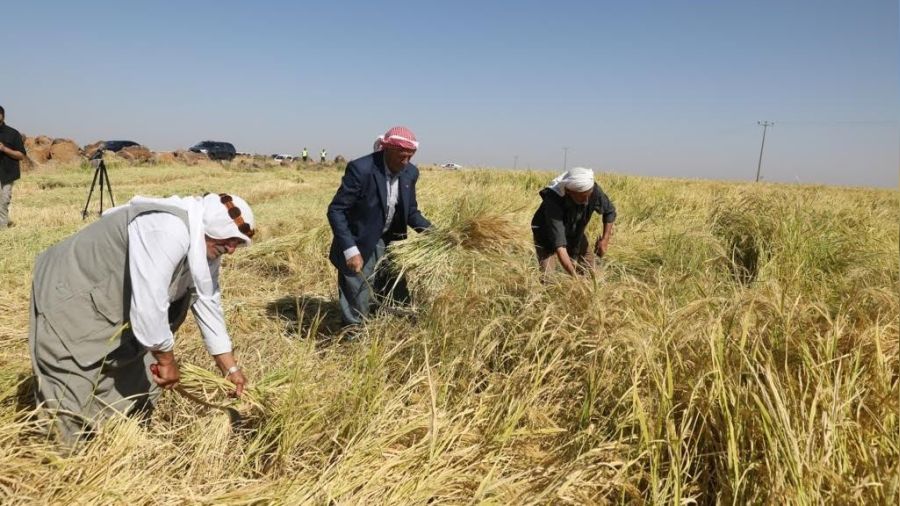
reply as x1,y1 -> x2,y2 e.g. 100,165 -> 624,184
28,192 -> 256,445
530,167 -> 616,277
327,126 -> 431,329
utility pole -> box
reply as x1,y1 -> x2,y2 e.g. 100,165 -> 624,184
513,155 -> 518,170
562,147 -> 569,171
755,121 -> 773,182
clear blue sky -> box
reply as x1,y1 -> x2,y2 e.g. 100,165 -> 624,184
3,0 -> 897,187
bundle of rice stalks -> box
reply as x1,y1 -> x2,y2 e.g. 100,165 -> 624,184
403,196 -> 521,252
387,196 -> 527,298
176,363 -> 289,421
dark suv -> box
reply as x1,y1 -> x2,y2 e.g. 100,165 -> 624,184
189,141 -> 237,161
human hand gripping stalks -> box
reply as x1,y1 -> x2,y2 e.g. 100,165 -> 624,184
151,362 -> 286,427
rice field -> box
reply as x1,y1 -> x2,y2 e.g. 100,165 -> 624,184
0,159 -> 896,504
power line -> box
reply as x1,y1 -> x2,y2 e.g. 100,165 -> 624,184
773,120 -> 896,126
755,121 -> 773,182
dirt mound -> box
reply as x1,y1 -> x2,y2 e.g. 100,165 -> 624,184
173,150 -> 210,165
22,136 -> 81,165
24,135 -> 53,164
25,135 -> 52,148
118,145 -> 152,163
152,151 -> 177,164
48,139 -> 81,163
231,155 -> 267,170
82,141 -> 104,159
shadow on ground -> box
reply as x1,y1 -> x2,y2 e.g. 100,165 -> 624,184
13,373 -> 36,413
266,295 -> 344,340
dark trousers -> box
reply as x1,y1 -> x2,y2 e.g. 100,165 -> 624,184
534,233 -> 596,275
337,239 -> 410,325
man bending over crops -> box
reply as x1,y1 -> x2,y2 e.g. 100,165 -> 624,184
530,167 -> 616,277
28,193 -> 254,446
327,126 -> 432,328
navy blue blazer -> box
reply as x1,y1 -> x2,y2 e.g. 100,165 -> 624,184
327,151 -> 431,274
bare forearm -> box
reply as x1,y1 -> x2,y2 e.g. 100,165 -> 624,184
594,223 -> 614,257
212,351 -> 238,374
601,222 -> 614,240
213,351 -> 246,396
555,247 -> 578,277
151,349 -> 176,365
0,146 -> 24,161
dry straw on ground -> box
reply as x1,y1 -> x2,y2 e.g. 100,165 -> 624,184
0,161 -> 896,504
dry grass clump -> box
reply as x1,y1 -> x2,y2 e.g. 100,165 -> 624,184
394,195 -> 524,255
387,195 -> 529,301
0,163 -> 896,504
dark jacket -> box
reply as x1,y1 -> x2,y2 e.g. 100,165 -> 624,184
0,124 -> 26,185
327,151 -> 431,275
530,183 -> 616,251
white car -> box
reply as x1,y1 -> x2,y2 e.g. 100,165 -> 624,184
273,154 -> 294,162
441,163 -> 463,170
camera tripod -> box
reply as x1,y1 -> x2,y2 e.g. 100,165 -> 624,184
81,155 -> 115,219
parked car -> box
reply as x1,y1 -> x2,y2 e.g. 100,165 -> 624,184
273,154 -> 294,162
441,163 -> 463,170
189,141 -> 237,161
102,140 -> 141,152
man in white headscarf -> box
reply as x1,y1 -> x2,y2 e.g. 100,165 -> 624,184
28,192 -> 256,445
530,167 -> 616,277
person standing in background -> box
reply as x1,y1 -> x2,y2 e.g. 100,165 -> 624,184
0,105 -> 27,228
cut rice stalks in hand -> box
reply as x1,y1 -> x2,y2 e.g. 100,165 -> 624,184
175,363 -> 289,422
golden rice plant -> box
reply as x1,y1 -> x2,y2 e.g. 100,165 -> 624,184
388,194 -> 529,300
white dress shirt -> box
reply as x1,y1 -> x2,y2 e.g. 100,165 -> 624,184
342,166 -> 401,260
127,212 -> 233,355
382,167 -> 400,233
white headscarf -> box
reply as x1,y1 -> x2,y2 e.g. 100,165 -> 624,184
104,193 -> 255,303
200,193 -> 255,245
547,167 -> 595,196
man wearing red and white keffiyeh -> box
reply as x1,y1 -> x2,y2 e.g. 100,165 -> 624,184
372,126 -> 419,152
327,126 -> 432,332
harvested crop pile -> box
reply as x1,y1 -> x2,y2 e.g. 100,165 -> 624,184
117,145 -> 152,162
388,195 -> 528,300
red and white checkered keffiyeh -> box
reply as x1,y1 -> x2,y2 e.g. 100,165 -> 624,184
373,126 -> 419,152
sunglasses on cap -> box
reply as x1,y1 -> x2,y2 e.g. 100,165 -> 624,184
219,193 -> 255,239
